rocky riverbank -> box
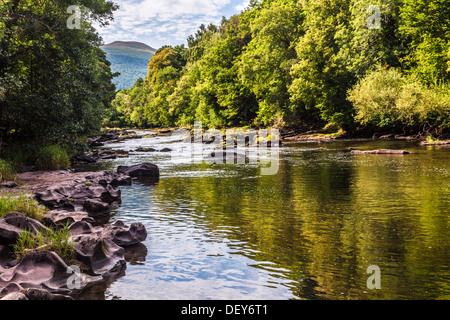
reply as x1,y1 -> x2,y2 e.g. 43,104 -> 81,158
0,163 -> 159,300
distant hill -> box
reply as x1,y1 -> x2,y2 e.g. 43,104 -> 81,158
103,41 -> 157,53
101,41 -> 157,90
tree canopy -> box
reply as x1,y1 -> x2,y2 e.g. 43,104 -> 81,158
0,0 -> 118,160
108,0 -> 449,136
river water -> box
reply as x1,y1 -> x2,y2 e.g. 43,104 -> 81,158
77,132 -> 450,300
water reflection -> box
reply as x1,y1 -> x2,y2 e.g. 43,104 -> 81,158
77,135 -> 450,300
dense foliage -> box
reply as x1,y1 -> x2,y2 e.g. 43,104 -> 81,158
108,0 -> 449,136
0,0 -> 118,164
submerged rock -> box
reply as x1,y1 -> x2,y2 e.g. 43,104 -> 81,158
351,149 -> 410,155
205,151 -> 249,162
135,147 -> 157,152
1,182 -> 18,189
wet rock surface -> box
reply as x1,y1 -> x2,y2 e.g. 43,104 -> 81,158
0,165 -> 153,300
72,234 -> 126,276
0,250 -> 77,298
1,182 -> 18,189
117,163 -> 160,180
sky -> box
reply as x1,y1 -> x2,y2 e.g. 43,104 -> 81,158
96,0 -> 251,49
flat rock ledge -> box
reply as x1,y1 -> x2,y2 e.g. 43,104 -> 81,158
1,164 -> 159,300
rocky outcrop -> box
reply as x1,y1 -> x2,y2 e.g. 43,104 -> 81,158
0,211 -> 147,299
7,288 -> 74,300
1,164 -> 154,300
0,250 -> 79,298
70,220 -> 147,248
82,199 -> 113,219
0,219 -> 22,246
18,170 -> 132,194
87,130 -> 143,148
2,212 -> 50,235
18,171 -> 129,221
420,139 -> 450,146
42,210 -> 96,229
1,182 -> 18,189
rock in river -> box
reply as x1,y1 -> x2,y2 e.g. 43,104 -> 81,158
117,163 -> 160,181
351,149 -> 410,155
72,234 -> 126,276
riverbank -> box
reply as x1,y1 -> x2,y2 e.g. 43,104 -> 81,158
0,163 -> 159,300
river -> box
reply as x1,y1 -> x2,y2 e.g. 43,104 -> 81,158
76,132 -> 450,300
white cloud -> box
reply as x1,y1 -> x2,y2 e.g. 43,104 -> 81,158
97,0 -> 241,47
235,0 -> 250,12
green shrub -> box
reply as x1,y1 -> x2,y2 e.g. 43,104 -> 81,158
348,67 -> 404,128
0,142 -> 41,170
0,192 -> 47,220
12,223 -> 75,263
348,67 -> 450,130
0,159 -> 16,182
426,136 -> 441,144
35,145 -> 70,171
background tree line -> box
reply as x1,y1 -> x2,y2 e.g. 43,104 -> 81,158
107,0 -> 449,137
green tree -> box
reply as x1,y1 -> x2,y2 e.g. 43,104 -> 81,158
237,1 -> 304,126
399,0 -> 450,83
0,0 -> 118,158
192,15 -> 257,127
107,0 -> 450,136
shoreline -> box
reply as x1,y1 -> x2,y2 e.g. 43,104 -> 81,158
95,127 -> 450,152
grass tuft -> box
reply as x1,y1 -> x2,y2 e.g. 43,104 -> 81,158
0,191 -> 47,220
35,145 -> 70,171
0,159 -> 16,182
12,222 -> 75,263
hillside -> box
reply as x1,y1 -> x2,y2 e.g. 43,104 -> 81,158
102,41 -> 157,53
101,41 -> 157,90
